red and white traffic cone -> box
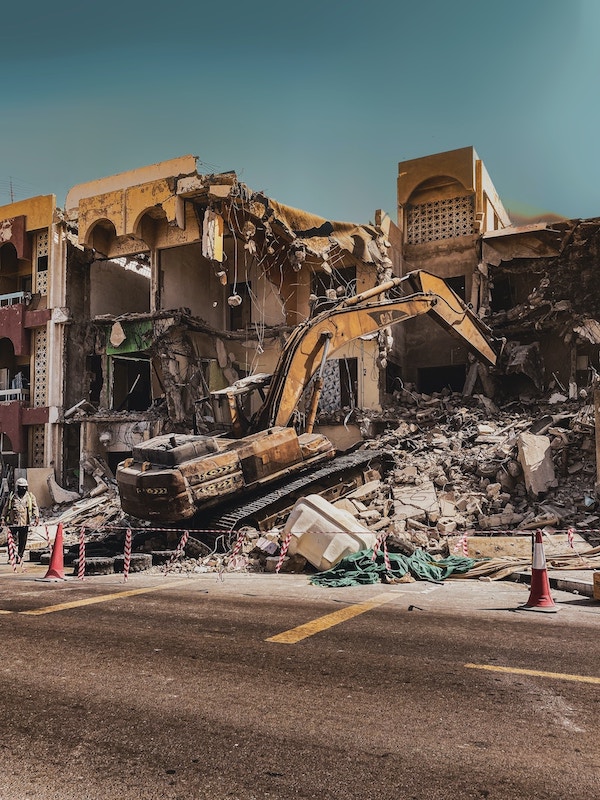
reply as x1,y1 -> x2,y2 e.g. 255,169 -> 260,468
518,530 -> 557,613
36,523 -> 67,582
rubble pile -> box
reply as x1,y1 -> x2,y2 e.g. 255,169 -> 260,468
357,387 -> 600,547
24,387 -> 600,580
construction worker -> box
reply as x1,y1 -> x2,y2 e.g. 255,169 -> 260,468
2,477 -> 40,561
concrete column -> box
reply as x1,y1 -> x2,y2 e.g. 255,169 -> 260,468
594,388 -> 600,496
45,216 -> 68,477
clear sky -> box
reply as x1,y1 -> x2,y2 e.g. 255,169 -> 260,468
1,0 -> 598,225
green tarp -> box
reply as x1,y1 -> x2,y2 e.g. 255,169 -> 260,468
106,320 -> 154,355
309,549 -> 476,588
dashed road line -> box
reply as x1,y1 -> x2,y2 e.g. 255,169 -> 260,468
266,593 -> 396,643
18,583 -> 175,615
465,663 -> 600,685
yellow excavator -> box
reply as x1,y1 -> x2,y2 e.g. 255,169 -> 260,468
116,270 -> 499,531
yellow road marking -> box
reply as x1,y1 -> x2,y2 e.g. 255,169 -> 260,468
0,609 -> 13,614
266,593 -> 396,644
465,663 -> 600,685
19,582 -> 175,616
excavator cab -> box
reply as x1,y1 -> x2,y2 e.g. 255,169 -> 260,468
196,373 -> 273,438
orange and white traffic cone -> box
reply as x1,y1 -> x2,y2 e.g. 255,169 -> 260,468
518,529 -> 557,613
36,523 -> 66,582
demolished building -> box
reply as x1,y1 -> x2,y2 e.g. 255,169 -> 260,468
3,147 -> 600,508
482,218 -> 600,397
60,156 -> 404,493
393,146 -> 510,394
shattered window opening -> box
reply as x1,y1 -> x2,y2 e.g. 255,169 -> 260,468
111,357 -> 152,412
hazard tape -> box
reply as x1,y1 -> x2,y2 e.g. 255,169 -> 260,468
454,532 -> 469,557
25,522 -> 590,581
275,530 -> 293,573
69,523 -> 600,537
372,531 -> 392,571
371,531 -> 386,561
78,527 -> 86,580
123,528 -> 132,582
229,529 -> 246,558
6,528 -> 17,572
164,531 -> 189,572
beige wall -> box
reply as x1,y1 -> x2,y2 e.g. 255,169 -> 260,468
0,195 -> 55,231
395,146 -> 509,389
90,260 -> 150,317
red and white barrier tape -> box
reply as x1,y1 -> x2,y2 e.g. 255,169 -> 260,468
372,531 -> 392,571
229,529 -> 246,558
44,525 -> 51,546
454,532 -> 469,557
275,530 -> 293,573
371,531 -> 386,561
567,527 -> 575,550
123,528 -> 132,582
382,535 -> 392,572
86,522 -> 600,538
78,527 -> 86,580
164,531 -> 189,572
6,528 -> 17,572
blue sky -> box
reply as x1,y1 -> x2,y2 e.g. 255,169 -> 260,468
1,0 -> 598,225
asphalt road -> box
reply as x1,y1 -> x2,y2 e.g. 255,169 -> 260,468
0,565 -> 599,800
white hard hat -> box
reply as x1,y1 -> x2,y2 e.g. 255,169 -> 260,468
16,477 -> 28,487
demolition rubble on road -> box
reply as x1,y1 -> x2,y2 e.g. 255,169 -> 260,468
16,384 -> 600,584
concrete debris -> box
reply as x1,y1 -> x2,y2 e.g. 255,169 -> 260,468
47,473 -> 80,505
12,384 -> 600,590
517,432 -> 557,497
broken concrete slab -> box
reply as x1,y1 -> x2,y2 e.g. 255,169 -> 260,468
391,479 -> 440,521
47,472 -> 80,505
517,432 -> 557,497
447,532 -> 589,560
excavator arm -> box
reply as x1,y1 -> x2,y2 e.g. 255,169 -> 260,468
250,270 -> 499,432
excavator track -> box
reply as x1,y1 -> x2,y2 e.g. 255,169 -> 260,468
199,449 -> 390,536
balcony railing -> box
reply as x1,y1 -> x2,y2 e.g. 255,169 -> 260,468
0,388 -> 30,403
0,292 -> 26,308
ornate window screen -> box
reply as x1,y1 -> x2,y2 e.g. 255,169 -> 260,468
33,327 -> 48,408
35,230 -> 49,295
31,424 -> 45,467
406,195 -> 475,244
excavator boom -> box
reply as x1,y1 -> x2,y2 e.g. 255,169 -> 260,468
116,270 -> 499,528
251,270 -> 498,431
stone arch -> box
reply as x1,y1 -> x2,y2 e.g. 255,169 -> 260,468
0,336 -> 17,378
132,206 -> 168,249
0,242 -> 19,296
84,218 -> 118,256
0,431 -> 14,453
407,175 -> 471,206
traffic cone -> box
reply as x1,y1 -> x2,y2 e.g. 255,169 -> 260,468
36,523 -> 66,582
518,529 -> 557,613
